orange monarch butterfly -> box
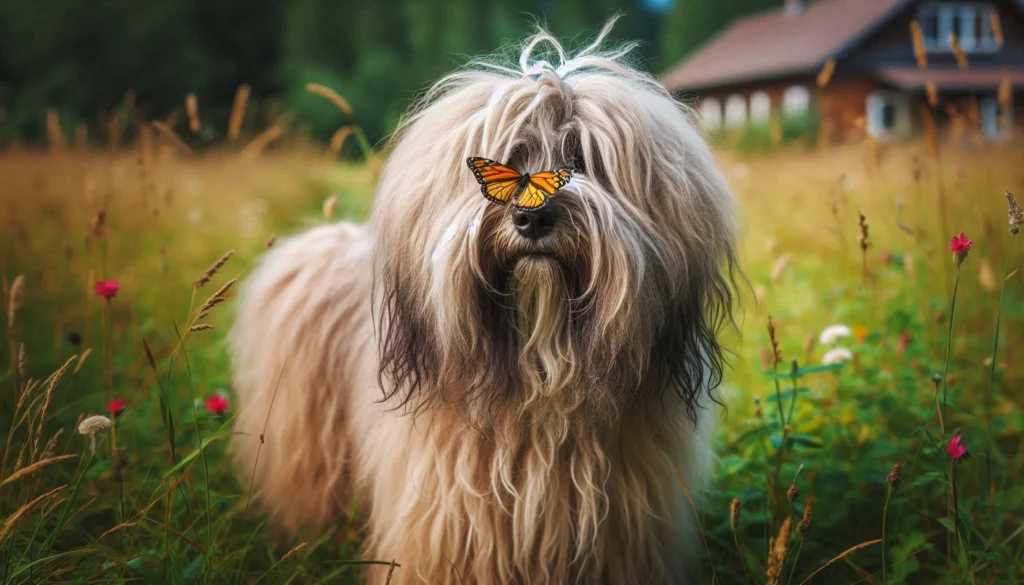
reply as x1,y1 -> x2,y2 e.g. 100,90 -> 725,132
466,157 -> 573,211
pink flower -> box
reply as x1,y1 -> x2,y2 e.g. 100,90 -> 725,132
95,280 -> 120,300
205,394 -> 230,415
107,397 -> 126,418
949,233 -> 972,265
947,434 -> 970,461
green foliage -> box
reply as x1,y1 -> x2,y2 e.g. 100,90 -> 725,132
0,0 -> 773,148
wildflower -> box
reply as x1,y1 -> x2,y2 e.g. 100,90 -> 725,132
822,347 -> 853,365
95,280 -> 120,300
77,414 -> 111,454
949,232 -> 972,265
887,462 -> 903,486
818,324 -> 851,345
947,434 -> 971,461
205,393 -> 230,415
107,398 -> 126,418
1006,192 -> 1022,235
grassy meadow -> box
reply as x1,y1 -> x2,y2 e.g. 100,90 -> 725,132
2,116 -> 1024,584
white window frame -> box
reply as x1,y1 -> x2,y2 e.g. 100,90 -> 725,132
866,91 -> 912,140
916,2 -> 999,53
782,86 -> 810,118
749,91 -> 771,126
724,94 -> 747,129
698,97 -> 722,130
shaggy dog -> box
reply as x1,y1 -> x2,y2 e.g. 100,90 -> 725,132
231,22 -> 739,585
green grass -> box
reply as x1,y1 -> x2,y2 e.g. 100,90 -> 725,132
1,138 -> 1024,584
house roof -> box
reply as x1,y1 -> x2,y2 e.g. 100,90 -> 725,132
661,0 -> 911,92
877,67 -> 1024,90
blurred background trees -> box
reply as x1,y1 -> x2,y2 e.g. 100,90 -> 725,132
0,0 -> 780,149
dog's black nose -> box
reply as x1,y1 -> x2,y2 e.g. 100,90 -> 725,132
513,206 -> 559,240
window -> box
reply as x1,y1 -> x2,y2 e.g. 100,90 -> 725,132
782,86 -> 810,117
750,91 -> 771,125
866,91 -> 911,139
916,3 -> 998,52
980,95 -> 1011,140
698,97 -> 722,129
724,94 -> 747,129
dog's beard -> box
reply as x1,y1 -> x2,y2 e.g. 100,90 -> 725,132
506,255 -> 600,422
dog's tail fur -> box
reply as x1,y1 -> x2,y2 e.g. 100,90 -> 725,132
230,222 -> 373,533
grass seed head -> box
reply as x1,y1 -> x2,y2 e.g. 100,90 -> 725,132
186,93 -> 200,133
730,498 -> 741,530
193,249 -> 235,288
949,33 -> 968,69
1006,191 -> 1023,235
798,499 -> 813,534
991,10 -> 1003,48
8,274 -> 25,328
228,84 -> 251,141
887,461 -> 903,487
910,21 -> 927,69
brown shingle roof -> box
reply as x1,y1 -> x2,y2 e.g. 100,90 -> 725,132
661,0 -> 911,92
876,67 -> 1024,90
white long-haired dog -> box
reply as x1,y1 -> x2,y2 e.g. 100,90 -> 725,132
231,21 -> 739,585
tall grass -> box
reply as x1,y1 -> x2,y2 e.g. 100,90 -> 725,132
1,104 -> 1023,583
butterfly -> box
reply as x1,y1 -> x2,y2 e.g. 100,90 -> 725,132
466,157 -> 573,211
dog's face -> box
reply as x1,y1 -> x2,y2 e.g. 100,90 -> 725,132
371,45 -> 738,431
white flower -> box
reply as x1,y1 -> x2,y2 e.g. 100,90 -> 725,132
77,414 -> 111,455
822,347 -> 854,365
77,415 -> 111,435
818,325 -> 852,345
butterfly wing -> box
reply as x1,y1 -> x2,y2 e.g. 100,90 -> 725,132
467,157 -> 525,206
514,169 -> 573,211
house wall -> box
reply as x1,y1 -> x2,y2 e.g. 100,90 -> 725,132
842,0 -> 1024,71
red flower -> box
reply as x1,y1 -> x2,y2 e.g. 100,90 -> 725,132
95,280 -> 120,300
205,394 -> 230,415
107,397 -> 126,418
947,434 -> 970,461
949,233 -> 972,265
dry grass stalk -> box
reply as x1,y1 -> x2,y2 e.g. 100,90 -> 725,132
796,539 -> 882,585
198,278 -> 236,314
151,121 -> 194,155
46,110 -> 66,151
330,125 -> 357,155
816,59 -> 835,89
306,83 -> 354,115
910,21 -> 927,69
0,484 -> 68,544
17,343 -> 26,377
798,499 -> 813,533
1,454 -> 76,488
228,84 -> 251,141
991,10 -> 1003,48
770,254 -> 791,283
193,249 -> 235,288
998,68 -> 1013,113
8,274 -> 25,328
323,194 -> 339,220
240,125 -> 284,160
108,115 -> 121,152
919,104 -> 939,160
186,93 -> 201,133
926,80 -> 938,107
74,123 -> 88,151
1006,191 -> 1023,235
189,324 -> 214,332
265,234 -> 277,249
767,316 -> 782,366
979,258 -> 997,291
949,33 -> 968,69
42,428 -> 64,458
887,462 -> 903,487
74,348 -> 92,374
765,517 -> 792,585
33,355 -> 77,459
857,211 -> 870,251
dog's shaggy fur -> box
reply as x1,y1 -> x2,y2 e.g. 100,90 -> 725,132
231,22 -> 739,585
